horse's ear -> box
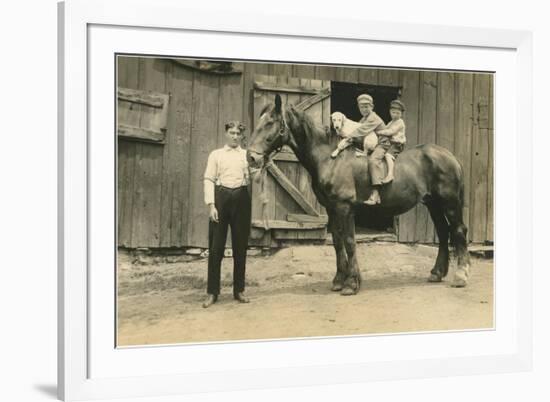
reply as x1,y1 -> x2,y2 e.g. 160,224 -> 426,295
274,94 -> 282,114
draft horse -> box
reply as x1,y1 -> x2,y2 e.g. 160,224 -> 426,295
247,95 -> 471,296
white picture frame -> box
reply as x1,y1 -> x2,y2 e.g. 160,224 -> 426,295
58,0 -> 533,400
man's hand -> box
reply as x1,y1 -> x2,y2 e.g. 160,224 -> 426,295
209,204 -> 219,223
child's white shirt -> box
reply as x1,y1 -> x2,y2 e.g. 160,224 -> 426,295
377,118 -> 406,144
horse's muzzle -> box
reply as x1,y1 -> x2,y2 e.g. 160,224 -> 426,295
247,149 -> 264,168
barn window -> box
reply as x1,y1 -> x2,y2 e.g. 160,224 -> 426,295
117,87 -> 170,144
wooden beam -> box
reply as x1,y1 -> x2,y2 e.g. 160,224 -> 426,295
118,87 -> 167,108
251,220 -> 325,230
253,81 -> 319,95
294,87 -> 331,111
273,228 -> 327,240
266,162 -> 320,217
287,214 -> 328,224
118,124 -> 165,144
171,59 -> 243,75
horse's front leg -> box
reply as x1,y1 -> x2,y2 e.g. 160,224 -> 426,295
328,209 -> 348,291
339,206 -> 362,296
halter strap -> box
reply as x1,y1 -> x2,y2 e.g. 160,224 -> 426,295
274,107 -> 290,153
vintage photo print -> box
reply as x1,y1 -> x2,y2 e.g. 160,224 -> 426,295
116,55 -> 494,346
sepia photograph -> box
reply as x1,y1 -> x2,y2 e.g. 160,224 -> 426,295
116,55 -> 494,347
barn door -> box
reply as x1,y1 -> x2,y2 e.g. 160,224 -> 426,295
250,75 -> 331,245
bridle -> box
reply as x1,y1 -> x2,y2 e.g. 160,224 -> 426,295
249,107 -> 292,162
273,108 -> 291,154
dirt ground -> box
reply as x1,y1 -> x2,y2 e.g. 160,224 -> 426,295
117,242 -> 493,346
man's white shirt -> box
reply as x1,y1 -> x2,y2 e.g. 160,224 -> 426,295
203,145 -> 249,205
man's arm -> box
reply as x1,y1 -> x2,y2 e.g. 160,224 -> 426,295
349,114 -> 386,138
203,151 -> 217,205
204,151 -> 219,222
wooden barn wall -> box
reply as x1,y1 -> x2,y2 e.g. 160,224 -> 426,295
117,57 -> 493,248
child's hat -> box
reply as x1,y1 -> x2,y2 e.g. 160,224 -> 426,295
357,94 -> 374,105
390,99 -> 406,111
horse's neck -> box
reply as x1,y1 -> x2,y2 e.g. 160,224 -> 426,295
287,123 -> 332,182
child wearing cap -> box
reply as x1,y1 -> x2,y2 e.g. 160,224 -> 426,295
377,99 -> 406,184
364,99 -> 406,205
330,93 -> 385,159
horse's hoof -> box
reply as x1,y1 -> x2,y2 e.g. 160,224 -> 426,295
428,274 -> 442,282
450,278 -> 467,288
340,287 -> 356,296
451,266 -> 470,288
331,284 -> 343,292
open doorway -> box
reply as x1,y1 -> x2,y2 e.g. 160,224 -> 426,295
331,80 -> 401,235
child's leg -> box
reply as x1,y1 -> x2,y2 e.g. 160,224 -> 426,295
331,138 -> 350,158
381,153 -> 395,184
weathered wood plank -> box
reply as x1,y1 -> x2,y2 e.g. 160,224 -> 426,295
118,87 -> 167,108
252,220 -> 326,230
267,162 -> 320,217
117,140 -> 136,246
118,124 -> 165,143
397,70 -> 420,242
171,59 -> 243,75
130,57 -> 165,247
416,71 -> 438,243
358,68 -> 379,85
315,66 -> 338,81
336,67 -> 358,83
269,63 -> 293,77
159,62 -> 194,247
253,81 -> 320,94
287,214 -> 328,223
436,72 -> 455,153
378,69 -> 400,87
294,87 -> 331,111
187,71 -> 220,247
116,56 -> 139,247
454,73 -> 474,242
486,75 -> 494,242
293,64 -> 316,79
273,228 -> 327,240
470,74 -> 491,242
121,56 -> 140,89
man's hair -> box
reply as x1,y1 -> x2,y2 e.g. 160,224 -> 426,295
225,120 -> 246,133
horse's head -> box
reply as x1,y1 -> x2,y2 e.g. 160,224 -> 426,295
247,94 -> 294,169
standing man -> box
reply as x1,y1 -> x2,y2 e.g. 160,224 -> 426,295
202,121 -> 252,308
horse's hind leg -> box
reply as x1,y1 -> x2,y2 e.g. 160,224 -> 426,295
328,209 -> 348,292
426,201 -> 450,282
445,205 -> 471,287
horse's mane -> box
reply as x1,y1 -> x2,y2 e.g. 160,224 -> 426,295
287,105 -> 339,148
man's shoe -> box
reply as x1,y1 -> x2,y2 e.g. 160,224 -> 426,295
202,294 -> 217,308
234,292 -> 250,303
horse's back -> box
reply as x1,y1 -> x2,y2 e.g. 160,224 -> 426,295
394,143 -> 464,200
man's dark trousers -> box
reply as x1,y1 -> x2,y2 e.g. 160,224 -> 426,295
207,185 -> 252,297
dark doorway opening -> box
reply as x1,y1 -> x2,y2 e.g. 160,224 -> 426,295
331,80 -> 401,234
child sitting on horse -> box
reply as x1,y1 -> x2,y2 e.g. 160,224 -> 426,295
364,99 -> 407,205
378,99 -> 406,184
330,94 -> 385,159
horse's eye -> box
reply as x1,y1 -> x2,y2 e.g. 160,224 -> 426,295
266,136 -> 273,143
